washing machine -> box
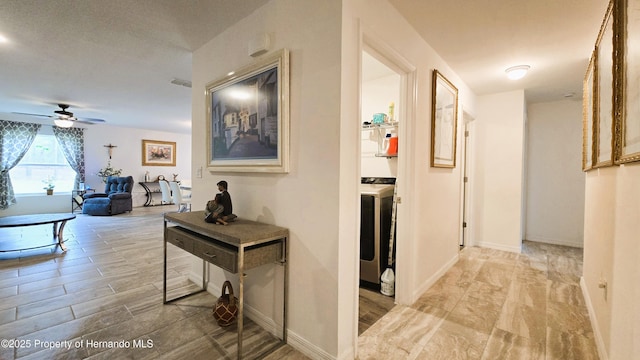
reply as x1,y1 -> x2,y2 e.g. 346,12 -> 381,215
360,180 -> 394,285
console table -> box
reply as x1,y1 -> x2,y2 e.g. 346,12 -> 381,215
163,211 -> 288,359
0,213 -> 76,252
139,181 -> 165,206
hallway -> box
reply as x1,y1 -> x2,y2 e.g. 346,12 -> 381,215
358,241 -> 597,359
0,206 -> 597,359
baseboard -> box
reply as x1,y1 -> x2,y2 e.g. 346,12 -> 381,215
525,236 -> 583,248
189,273 -> 338,359
413,253 -> 459,301
286,330 -> 336,360
474,240 -> 521,254
580,276 -> 608,360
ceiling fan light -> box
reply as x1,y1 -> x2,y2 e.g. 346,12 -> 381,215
54,118 -> 74,128
505,65 -> 530,80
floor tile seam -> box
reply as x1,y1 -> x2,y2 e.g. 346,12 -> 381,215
14,286 -> 114,319
409,307 -> 452,352
0,307 -> 76,341
483,326 -> 548,359
16,266 -> 61,278
501,296 -> 548,316
16,268 -> 105,294
544,307 -> 594,337
70,285 -> 161,318
466,279 -> 512,304
0,291 -> 19,302
437,281 -> 502,329
2,287 -> 67,311
496,299 -> 549,342
545,298 -> 591,319
0,270 -> 61,288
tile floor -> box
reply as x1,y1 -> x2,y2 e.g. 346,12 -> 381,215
0,207 -> 297,360
0,207 -> 598,359
358,287 -> 395,335
358,242 -> 599,359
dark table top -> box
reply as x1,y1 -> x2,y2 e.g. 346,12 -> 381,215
0,213 -> 76,228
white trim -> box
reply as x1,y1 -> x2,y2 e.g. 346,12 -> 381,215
286,330 -> 337,360
525,236 -> 583,249
361,32 -> 417,308
459,110 -> 476,248
474,240 -> 522,254
581,276 -> 608,360
412,253 -> 459,301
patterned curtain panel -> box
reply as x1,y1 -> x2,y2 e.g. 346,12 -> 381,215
53,126 -> 85,189
0,120 -> 42,209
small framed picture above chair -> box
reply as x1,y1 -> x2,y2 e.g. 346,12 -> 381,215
142,139 -> 176,166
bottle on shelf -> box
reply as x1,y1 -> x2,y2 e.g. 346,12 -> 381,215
387,134 -> 398,156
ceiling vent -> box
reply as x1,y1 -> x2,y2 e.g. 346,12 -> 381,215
170,78 -> 192,88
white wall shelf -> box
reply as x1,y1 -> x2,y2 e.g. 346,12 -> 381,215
362,122 -> 398,157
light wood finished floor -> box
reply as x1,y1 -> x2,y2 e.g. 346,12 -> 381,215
359,287 -> 395,336
0,207 -> 305,360
1,207 -> 597,359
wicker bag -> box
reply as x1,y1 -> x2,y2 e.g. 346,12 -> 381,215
213,281 -> 238,327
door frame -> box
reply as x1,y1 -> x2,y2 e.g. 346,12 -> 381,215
360,33 -> 417,307
459,108 -> 475,248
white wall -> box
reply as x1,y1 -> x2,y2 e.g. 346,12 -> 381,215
191,1 -> 343,358
471,90 -> 526,252
1,121 -> 191,216
525,100 -> 585,247
582,164 -> 640,360
84,124 -> 191,207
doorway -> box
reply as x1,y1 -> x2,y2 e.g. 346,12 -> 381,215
358,43 -> 407,335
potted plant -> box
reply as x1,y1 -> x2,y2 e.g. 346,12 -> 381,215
96,161 -> 123,183
42,176 -> 55,195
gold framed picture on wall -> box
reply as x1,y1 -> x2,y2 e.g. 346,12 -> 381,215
594,0 -> 615,168
430,69 -> 458,168
583,50 -> 597,171
142,139 -> 176,166
615,0 -> 640,164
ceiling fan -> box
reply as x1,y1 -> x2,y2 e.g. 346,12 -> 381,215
13,104 -> 106,127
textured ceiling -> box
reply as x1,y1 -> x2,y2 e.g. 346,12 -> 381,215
388,0 -> 609,103
0,1 -> 609,134
0,0 -> 270,134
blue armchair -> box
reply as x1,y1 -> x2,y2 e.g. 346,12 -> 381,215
83,176 -> 134,216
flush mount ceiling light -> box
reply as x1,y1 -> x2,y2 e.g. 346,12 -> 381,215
505,65 -> 530,80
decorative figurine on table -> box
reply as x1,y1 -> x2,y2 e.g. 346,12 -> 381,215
204,194 -> 228,225
217,180 -> 237,222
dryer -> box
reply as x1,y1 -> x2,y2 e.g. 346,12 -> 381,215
360,183 -> 394,285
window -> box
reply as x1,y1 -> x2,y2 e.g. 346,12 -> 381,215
9,133 -> 76,194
